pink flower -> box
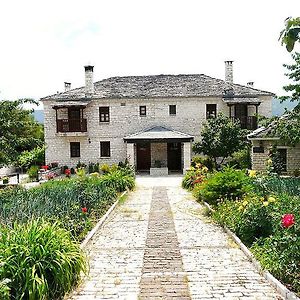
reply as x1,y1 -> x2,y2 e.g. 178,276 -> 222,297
281,214 -> 295,228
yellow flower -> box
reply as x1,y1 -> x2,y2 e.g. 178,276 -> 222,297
268,196 -> 276,203
263,201 -> 269,207
238,205 -> 244,212
242,200 -> 248,206
260,197 -> 265,202
248,170 -> 257,177
202,166 -> 209,172
267,159 -> 272,165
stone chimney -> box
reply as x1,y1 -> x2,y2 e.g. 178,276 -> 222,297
225,61 -> 233,83
84,65 -> 94,94
64,82 -> 71,92
247,81 -> 254,87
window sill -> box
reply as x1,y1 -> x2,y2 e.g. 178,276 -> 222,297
100,156 -> 111,159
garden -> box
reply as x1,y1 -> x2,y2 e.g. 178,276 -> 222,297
0,162 -> 135,300
182,160 -> 300,296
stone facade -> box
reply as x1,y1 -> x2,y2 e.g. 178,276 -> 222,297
44,95 -> 272,168
251,139 -> 300,175
42,63 -> 274,171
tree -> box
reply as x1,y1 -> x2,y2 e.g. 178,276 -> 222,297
193,114 -> 248,168
280,17 -> 300,52
0,99 -> 44,167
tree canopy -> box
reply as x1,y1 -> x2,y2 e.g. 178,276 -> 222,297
193,114 -> 248,168
0,99 -> 44,167
280,17 -> 300,52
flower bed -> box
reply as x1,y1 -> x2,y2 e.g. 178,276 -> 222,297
0,164 -> 135,299
183,169 -> 300,296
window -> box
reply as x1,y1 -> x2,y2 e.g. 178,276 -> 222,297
99,107 -> 110,122
169,105 -> 176,115
140,106 -> 146,116
70,142 -> 80,158
100,141 -> 110,157
206,104 -> 217,119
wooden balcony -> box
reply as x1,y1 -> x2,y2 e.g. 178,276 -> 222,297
232,116 -> 257,130
56,119 -> 87,133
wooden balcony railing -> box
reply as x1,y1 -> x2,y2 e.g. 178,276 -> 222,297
56,119 -> 87,133
232,116 -> 257,130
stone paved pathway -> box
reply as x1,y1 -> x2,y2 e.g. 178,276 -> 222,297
69,176 -> 282,300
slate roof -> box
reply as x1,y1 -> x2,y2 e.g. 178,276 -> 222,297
124,126 -> 194,142
41,74 -> 274,101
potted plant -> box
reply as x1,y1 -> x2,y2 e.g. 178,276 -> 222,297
2,177 -> 9,184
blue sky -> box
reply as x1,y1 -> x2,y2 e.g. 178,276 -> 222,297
0,0 -> 300,108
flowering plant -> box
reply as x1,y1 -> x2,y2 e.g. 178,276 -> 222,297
81,207 -> 87,214
281,214 -> 295,228
41,165 -> 49,170
65,169 -> 71,177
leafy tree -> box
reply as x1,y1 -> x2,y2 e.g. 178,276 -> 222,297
0,99 -> 44,167
193,114 -> 248,168
280,17 -> 300,52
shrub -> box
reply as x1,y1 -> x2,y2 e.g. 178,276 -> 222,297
191,155 -> 215,171
100,170 -> 135,192
0,219 -> 86,300
100,163 -> 110,174
251,225 -> 300,294
227,148 -> 251,169
193,166 -> 253,205
182,164 -> 208,190
17,145 -> 45,170
0,279 -> 10,300
27,165 -> 39,180
213,194 -> 274,245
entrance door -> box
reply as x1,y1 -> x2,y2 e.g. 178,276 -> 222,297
136,143 -> 151,171
167,142 -> 182,171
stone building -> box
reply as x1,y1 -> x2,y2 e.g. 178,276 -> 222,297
41,61 -> 274,174
248,118 -> 300,175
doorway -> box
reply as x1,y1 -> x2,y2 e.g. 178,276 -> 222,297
167,142 -> 182,171
136,143 -> 151,171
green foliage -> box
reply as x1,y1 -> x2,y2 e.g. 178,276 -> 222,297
211,172 -> 300,294
193,166 -> 253,205
100,170 -> 135,192
280,17 -> 300,52
182,164 -> 208,190
251,228 -> 300,293
0,219 -> 86,300
227,148 -> 251,169
27,165 -> 39,180
0,99 -> 44,167
191,155 -> 215,171
100,163 -> 110,174
17,145 -> 45,169
193,114 -> 248,167
0,279 -> 10,300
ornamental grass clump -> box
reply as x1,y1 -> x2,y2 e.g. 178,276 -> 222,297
0,218 -> 86,300
182,163 -> 208,190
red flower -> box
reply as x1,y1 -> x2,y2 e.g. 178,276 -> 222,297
65,169 -> 71,175
41,165 -> 49,170
281,214 -> 295,228
81,207 -> 88,214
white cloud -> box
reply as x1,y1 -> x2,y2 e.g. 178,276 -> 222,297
0,0 -> 299,107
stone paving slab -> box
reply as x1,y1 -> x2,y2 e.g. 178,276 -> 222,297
69,176 -> 283,300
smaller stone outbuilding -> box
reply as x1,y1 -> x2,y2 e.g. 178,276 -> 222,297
248,120 -> 300,175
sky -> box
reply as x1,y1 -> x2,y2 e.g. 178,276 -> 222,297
0,0 -> 299,109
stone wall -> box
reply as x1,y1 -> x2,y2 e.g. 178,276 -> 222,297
251,140 -> 300,175
150,143 -> 167,167
43,95 -> 273,167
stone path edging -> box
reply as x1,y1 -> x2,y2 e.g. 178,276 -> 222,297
203,201 -> 300,300
80,190 -> 128,249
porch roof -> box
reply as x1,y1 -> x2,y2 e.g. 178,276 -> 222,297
52,101 -> 89,109
223,97 -> 261,105
124,126 -> 194,143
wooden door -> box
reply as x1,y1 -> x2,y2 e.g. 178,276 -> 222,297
136,143 -> 151,171
167,143 -> 182,171
234,104 -> 248,129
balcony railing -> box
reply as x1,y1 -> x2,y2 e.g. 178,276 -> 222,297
56,119 -> 87,133
232,116 -> 257,130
